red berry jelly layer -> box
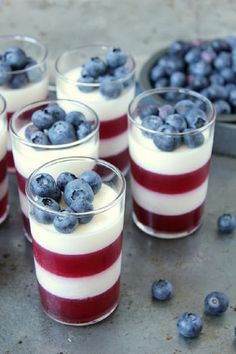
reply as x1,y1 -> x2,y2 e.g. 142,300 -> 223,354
100,114 -> 127,139
0,193 -> 8,220
38,278 -> 120,324
33,233 -> 122,277
130,158 -> 211,194
0,154 -> 7,183
133,199 -> 204,234
7,112 -> 15,171
102,148 -> 129,174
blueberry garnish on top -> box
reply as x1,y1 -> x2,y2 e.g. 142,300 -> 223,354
29,169 -> 103,233
77,47 -> 132,98
24,102 -> 95,146
0,46 -> 42,88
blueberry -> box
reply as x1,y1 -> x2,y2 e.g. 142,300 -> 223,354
175,100 -> 195,115
208,84 -> 228,100
170,71 -> 186,87
185,108 -> 207,129
188,75 -> 209,90
158,104 -> 174,119
139,104 -> 159,119
77,76 -> 96,92
166,114 -> 187,132
225,36 -> 236,49
57,172 -> 77,191
80,170 -> 102,194
113,66 -> 133,87
214,52 -> 232,69
200,88 -> 211,99
217,213 -> 236,233
25,59 -> 42,83
154,77 -> 169,88
161,57 -> 185,75
209,73 -> 225,86
99,80 -> 122,99
53,209 -> 78,233
65,111 -> 86,127
44,103 -> 66,122
189,61 -> 212,76
204,291 -> 229,315
183,129 -> 204,148
201,47 -> 216,64
220,68 -> 235,83
150,65 -> 166,82
168,40 -> 188,56
151,279 -> 174,301
229,90 -> 236,106
212,39 -> 230,52
184,47 -> 201,64
214,100 -> 231,115
32,109 -> 55,130
106,48 -> 128,68
4,47 -> 27,70
141,115 -> 163,138
24,124 -> 40,140
30,173 -> 58,198
177,312 -> 203,338
33,197 -> 60,224
9,73 -> 28,89
64,178 -> 94,206
30,130 -> 50,145
77,121 -> 93,139
84,57 -> 106,78
225,83 -> 236,95
153,124 -> 181,152
48,121 -> 76,145
0,62 -> 12,85
70,197 -> 94,223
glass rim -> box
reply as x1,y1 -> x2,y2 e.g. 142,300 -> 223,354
0,34 -> 48,74
0,94 -> 7,116
128,87 -> 216,136
55,44 -> 136,87
9,98 -> 100,149
26,156 -> 126,217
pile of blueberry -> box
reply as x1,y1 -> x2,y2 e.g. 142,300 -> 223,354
29,170 -> 102,233
0,46 -> 42,88
151,279 -> 230,338
25,103 -> 94,145
77,48 -> 133,98
139,99 -> 207,151
149,37 -> 236,114
217,213 -> 236,233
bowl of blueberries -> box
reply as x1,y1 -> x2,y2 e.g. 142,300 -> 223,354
139,37 -> 236,157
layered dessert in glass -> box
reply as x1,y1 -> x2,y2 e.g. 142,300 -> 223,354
0,94 -> 8,223
128,88 -> 216,238
55,45 -> 136,174
10,99 -> 99,240
26,156 -> 126,325
0,35 -> 48,171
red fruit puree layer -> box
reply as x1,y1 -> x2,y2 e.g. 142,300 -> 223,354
38,278 -> 120,324
0,154 -> 7,183
130,158 -> 210,194
133,199 -> 204,234
33,233 -> 122,277
99,114 -> 127,139
0,193 -> 8,219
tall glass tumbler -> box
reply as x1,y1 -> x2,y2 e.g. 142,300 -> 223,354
55,45 -> 136,174
10,99 -> 99,241
0,94 -> 8,223
26,157 -> 126,325
128,88 -> 216,239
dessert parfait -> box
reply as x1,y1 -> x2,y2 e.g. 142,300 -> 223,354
128,88 -> 216,238
10,99 -> 99,240
26,156 -> 126,325
0,35 -> 48,171
55,45 -> 136,174
0,94 -> 8,223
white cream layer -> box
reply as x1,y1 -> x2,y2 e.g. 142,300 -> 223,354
99,130 -> 128,157
35,254 -> 121,299
129,125 -> 214,175
56,67 -> 135,121
12,125 -> 98,178
0,177 -> 8,200
19,190 -> 29,217
131,177 -> 208,216
30,184 -> 124,255
0,75 -> 49,112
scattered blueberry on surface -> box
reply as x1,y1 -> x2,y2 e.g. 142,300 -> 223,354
33,197 -> 60,224
53,209 -> 78,233
56,172 -> 77,191
80,170 -> 102,194
217,213 -> 236,233
177,312 -> 203,338
204,291 -> 229,315
151,279 -> 174,301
